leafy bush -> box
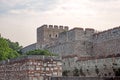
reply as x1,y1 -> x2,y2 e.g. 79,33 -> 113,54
0,37 -> 20,61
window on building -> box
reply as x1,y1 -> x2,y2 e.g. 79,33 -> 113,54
49,34 -> 51,38
56,34 -> 58,38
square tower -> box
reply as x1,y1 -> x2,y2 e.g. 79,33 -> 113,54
37,24 -> 69,49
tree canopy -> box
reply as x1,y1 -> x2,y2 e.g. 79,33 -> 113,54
0,37 -> 20,61
5,39 -> 22,53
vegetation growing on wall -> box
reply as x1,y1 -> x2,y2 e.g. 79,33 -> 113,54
79,68 -> 85,76
62,68 -> 86,76
73,67 -> 79,76
95,65 -> 99,75
5,39 -> 22,53
112,67 -> 120,76
115,68 -> 120,76
62,70 -> 70,76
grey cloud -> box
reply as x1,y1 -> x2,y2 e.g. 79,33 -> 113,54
88,0 -> 120,14
0,0 -> 59,15
91,0 -> 119,2
20,0 -> 57,11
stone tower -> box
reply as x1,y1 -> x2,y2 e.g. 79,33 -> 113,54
37,24 -> 69,49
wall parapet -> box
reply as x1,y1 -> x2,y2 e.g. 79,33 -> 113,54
38,24 -> 69,30
93,26 -> 120,41
0,55 -> 61,64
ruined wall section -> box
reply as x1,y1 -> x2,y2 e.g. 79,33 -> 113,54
46,28 -> 95,57
0,55 -> 62,80
93,27 -> 120,56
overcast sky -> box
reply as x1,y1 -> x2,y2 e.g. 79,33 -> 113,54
0,0 -> 120,47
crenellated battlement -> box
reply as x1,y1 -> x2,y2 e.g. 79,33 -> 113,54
85,28 -> 95,33
71,27 -> 84,31
85,28 -> 95,37
69,27 -> 95,33
38,25 -> 95,35
39,24 -> 69,30
69,27 -> 95,35
37,24 -> 69,47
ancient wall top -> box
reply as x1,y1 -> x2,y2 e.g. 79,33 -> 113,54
94,26 -> 120,36
0,55 -> 61,65
71,27 -> 84,30
85,28 -> 95,31
93,26 -> 120,41
68,27 -> 95,35
85,28 -> 95,35
37,24 -> 69,30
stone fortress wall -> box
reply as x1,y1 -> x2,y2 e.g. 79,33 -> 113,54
93,27 -> 120,56
22,24 -> 95,57
21,25 -> 120,57
21,24 -> 120,77
41,25 -> 120,57
46,27 -> 94,57
0,55 -> 62,80
21,43 -> 37,53
62,55 -> 120,77
21,24 -> 69,53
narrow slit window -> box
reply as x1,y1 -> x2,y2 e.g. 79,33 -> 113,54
56,34 -> 57,37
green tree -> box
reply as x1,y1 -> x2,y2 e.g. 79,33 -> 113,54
25,49 -> 57,56
5,39 -> 22,53
0,38 -> 20,61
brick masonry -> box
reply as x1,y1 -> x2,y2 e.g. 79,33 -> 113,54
0,55 -> 62,80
